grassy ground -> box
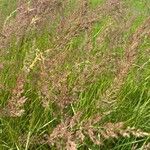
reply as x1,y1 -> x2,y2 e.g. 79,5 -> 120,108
0,0 -> 150,149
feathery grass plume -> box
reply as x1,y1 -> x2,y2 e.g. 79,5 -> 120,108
0,0 -> 68,50
98,0 -> 135,66
101,122 -> 150,140
101,16 -> 150,108
21,0 -> 101,110
0,0 -> 34,49
14,112 -> 150,148
43,112 -> 150,148
37,0 -> 131,111
45,112 -> 82,149
66,139 -> 77,150
105,0 -> 127,21
36,0 -> 100,109
2,74 -> 27,117
38,59 -> 73,110
43,113 -> 103,148
40,48 -> 113,110
29,0 -> 68,30
94,0 -> 136,74
68,1 -> 132,91
80,115 -> 103,145
52,0 -> 107,50
38,66 -> 52,108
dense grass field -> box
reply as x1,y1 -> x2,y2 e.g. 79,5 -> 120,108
0,0 -> 150,149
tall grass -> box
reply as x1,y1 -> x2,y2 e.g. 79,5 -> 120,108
0,0 -> 150,149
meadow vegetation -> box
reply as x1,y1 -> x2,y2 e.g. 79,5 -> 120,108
0,0 -> 150,149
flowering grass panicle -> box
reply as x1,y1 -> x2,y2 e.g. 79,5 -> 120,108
2,74 -> 27,117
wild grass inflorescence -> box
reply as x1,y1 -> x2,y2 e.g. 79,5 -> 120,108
0,0 -> 150,149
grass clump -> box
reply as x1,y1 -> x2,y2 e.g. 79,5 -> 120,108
0,0 -> 150,149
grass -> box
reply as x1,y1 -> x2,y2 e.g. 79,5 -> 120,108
0,0 -> 150,149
